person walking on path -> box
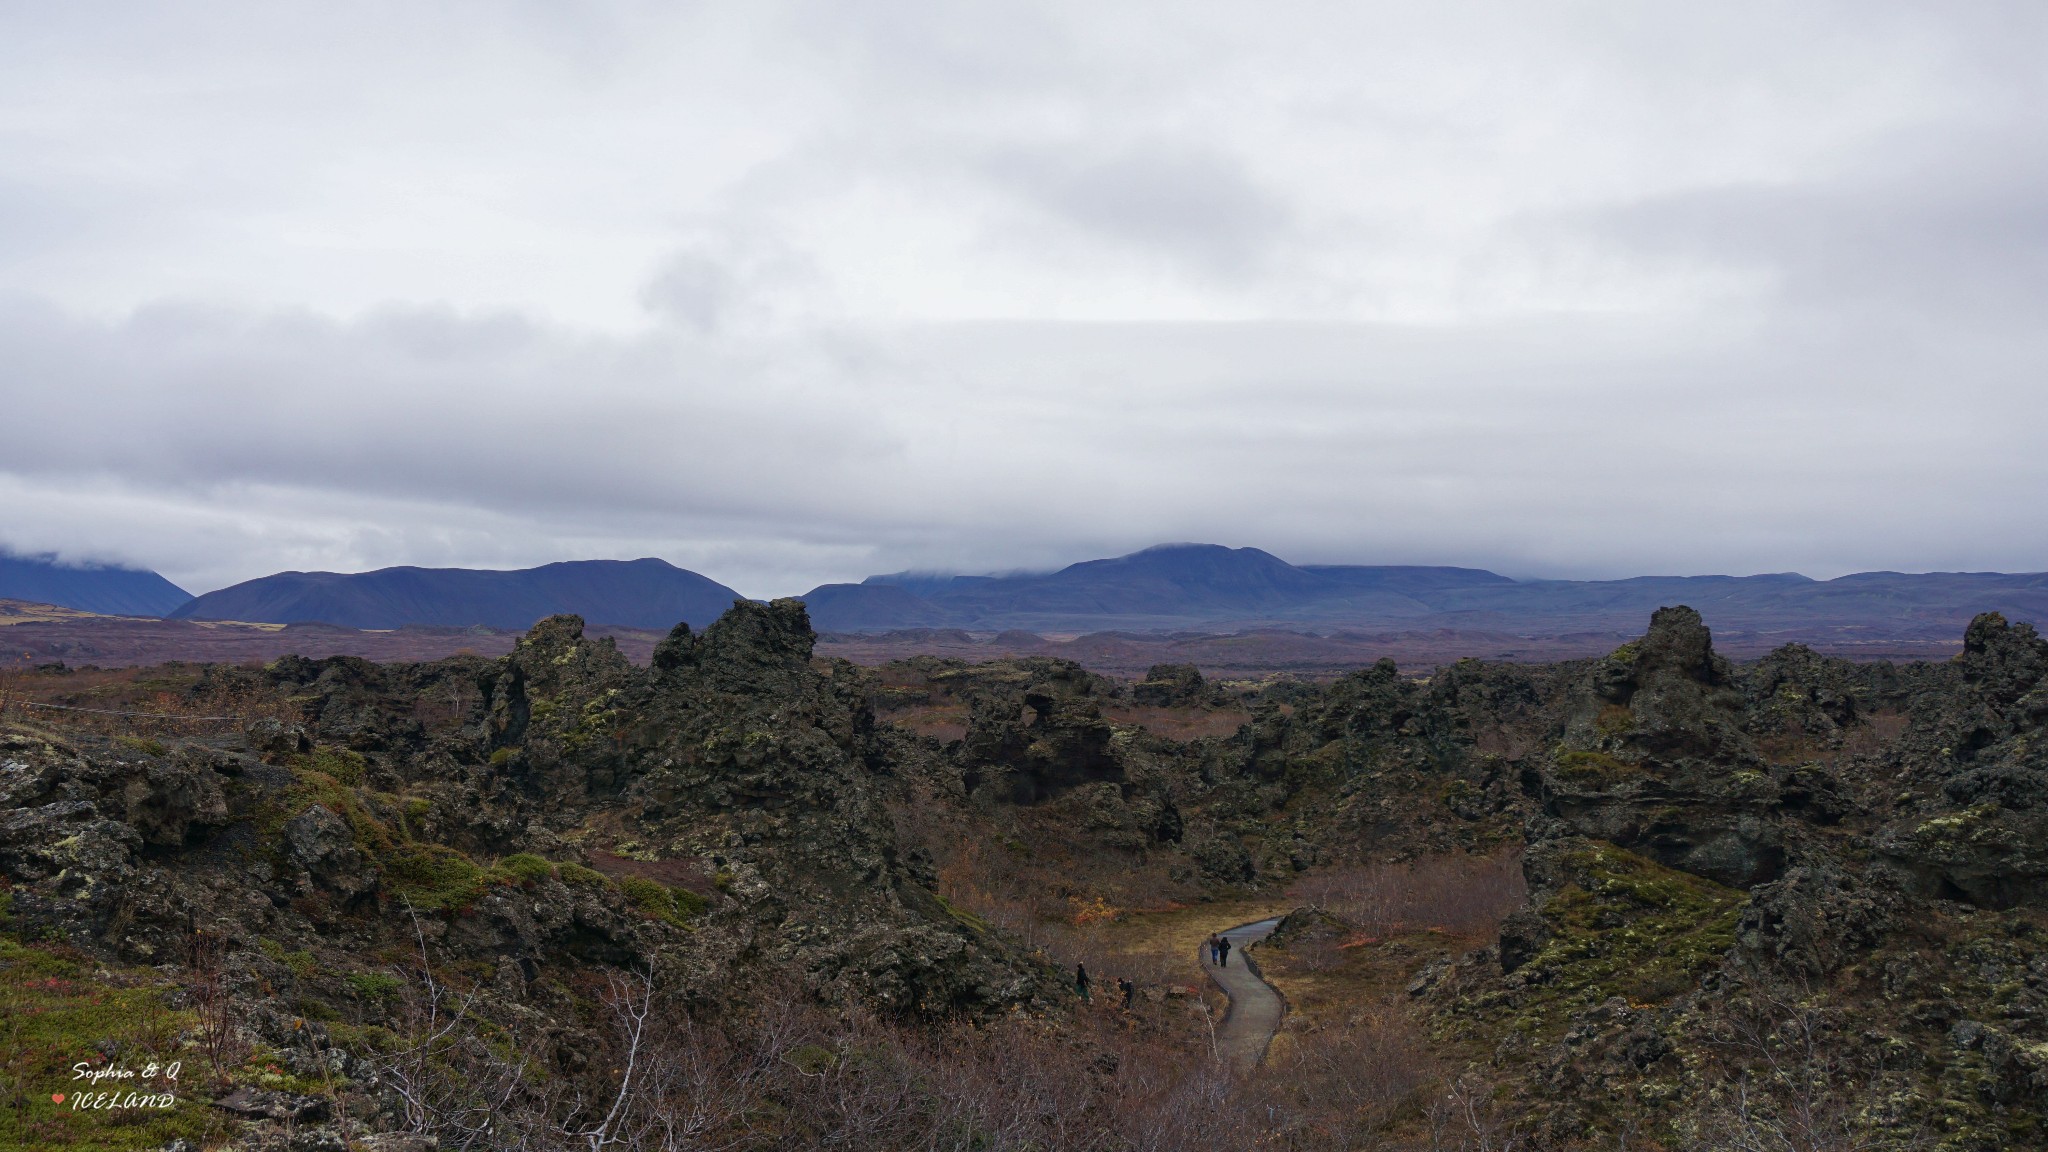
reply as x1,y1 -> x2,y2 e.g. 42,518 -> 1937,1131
1119,977 -> 1135,1011
1206,933 -> 1222,966
1076,962 -> 1092,1003
1217,934 -> 1232,968
1201,917 -> 1285,1075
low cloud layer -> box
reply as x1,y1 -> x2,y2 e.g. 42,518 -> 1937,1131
4,3 -> 2046,595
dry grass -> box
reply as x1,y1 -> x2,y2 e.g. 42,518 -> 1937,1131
0,599 -> 108,626
883,704 -> 970,742
0,663 -> 303,739
372,958 -> 1266,1152
1261,850 -> 1527,1083
1251,996 -> 1440,1144
929,833 -> 1232,991
1287,850 -> 1525,945
1090,899 -> 1295,988
1098,703 -> 1253,742
1758,708 -> 1911,768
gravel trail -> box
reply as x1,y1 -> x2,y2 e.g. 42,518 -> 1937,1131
1202,916 -> 1285,1074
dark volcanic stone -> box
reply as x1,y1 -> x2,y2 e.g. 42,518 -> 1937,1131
1533,606 -> 1787,888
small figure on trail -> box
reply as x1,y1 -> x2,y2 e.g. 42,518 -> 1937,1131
1076,962 -> 1091,1002
1218,934 -> 1232,968
1119,976 -> 1136,1011
1206,933 -> 1222,966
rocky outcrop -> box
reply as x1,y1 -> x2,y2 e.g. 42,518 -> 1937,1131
283,803 -> 375,899
16,600 -> 2048,1149
1875,613 -> 2048,909
960,660 -> 1122,804
1531,606 -> 1788,888
1265,904 -> 1352,950
1133,663 -> 1223,707
3,601 -> 1052,1018
1734,861 -> 1895,976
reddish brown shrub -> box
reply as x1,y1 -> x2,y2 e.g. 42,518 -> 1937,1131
1289,850 -> 1526,943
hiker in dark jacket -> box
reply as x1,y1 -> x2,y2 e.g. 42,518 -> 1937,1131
1119,976 -> 1136,1011
1076,962 -> 1091,1002
1218,934 -> 1231,968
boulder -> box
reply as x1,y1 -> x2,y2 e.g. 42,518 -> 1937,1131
283,805 -> 374,897
1133,663 -> 1220,708
244,717 -> 312,758
210,1086 -> 331,1123
116,752 -> 229,847
1735,863 -> 1895,976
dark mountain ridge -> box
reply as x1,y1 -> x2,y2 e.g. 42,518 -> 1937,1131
0,551 -> 192,616
172,557 -> 743,630
18,539 -> 2048,656
827,544 -> 1507,630
806,543 -> 2048,640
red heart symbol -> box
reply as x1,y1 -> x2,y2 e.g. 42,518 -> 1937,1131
51,1093 -> 64,1104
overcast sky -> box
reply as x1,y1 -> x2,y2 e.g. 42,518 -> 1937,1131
4,2 -> 2046,596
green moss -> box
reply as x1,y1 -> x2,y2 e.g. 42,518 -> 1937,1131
276,767 -> 399,859
1608,642 -> 1641,664
257,939 -> 317,980
934,893 -> 990,935
342,972 -> 401,1003
785,1043 -> 838,1074
618,875 -> 703,929
673,887 -> 710,919
1553,749 -> 1644,785
619,875 -> 675,922
488,746 -> 516,767
556,862 -> 610,888
0,937 -> 230,1151
293,746 -> 368,787
399,796 -> 432,838
560,691 -> 623,755
113,735 -> 168,758
382,843 -> 487,912
1487,843 -> 1744,1038
493,853 -> 556,885
1914,803 -> 1999,845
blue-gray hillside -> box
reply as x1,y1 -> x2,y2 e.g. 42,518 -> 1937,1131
0,552 -> 192,616
171,558 -> 742,630
802,543 -> 2048,639
811,544 -> 1510,631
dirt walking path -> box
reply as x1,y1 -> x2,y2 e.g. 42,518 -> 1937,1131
1203,917 -> 1284,1074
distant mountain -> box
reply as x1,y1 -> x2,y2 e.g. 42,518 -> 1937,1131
172,558 -> 742,630
808,544 -> 1512,631
1300,564 -> 1518,595
937,544 -> 1334,617
803,543 -> 2048,640
798,583 -> 964,631
0,552 -> 192,617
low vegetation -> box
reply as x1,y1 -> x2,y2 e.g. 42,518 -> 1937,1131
5,603 -> 2048,1149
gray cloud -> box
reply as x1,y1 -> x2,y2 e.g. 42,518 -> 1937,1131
3,2 -> 2048,596
979,141 -> 1295,277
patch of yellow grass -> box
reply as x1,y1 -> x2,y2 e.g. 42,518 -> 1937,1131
1091,898 -> 1295,986
1257,928 -> 1490,1067
0,599 -> 109,626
